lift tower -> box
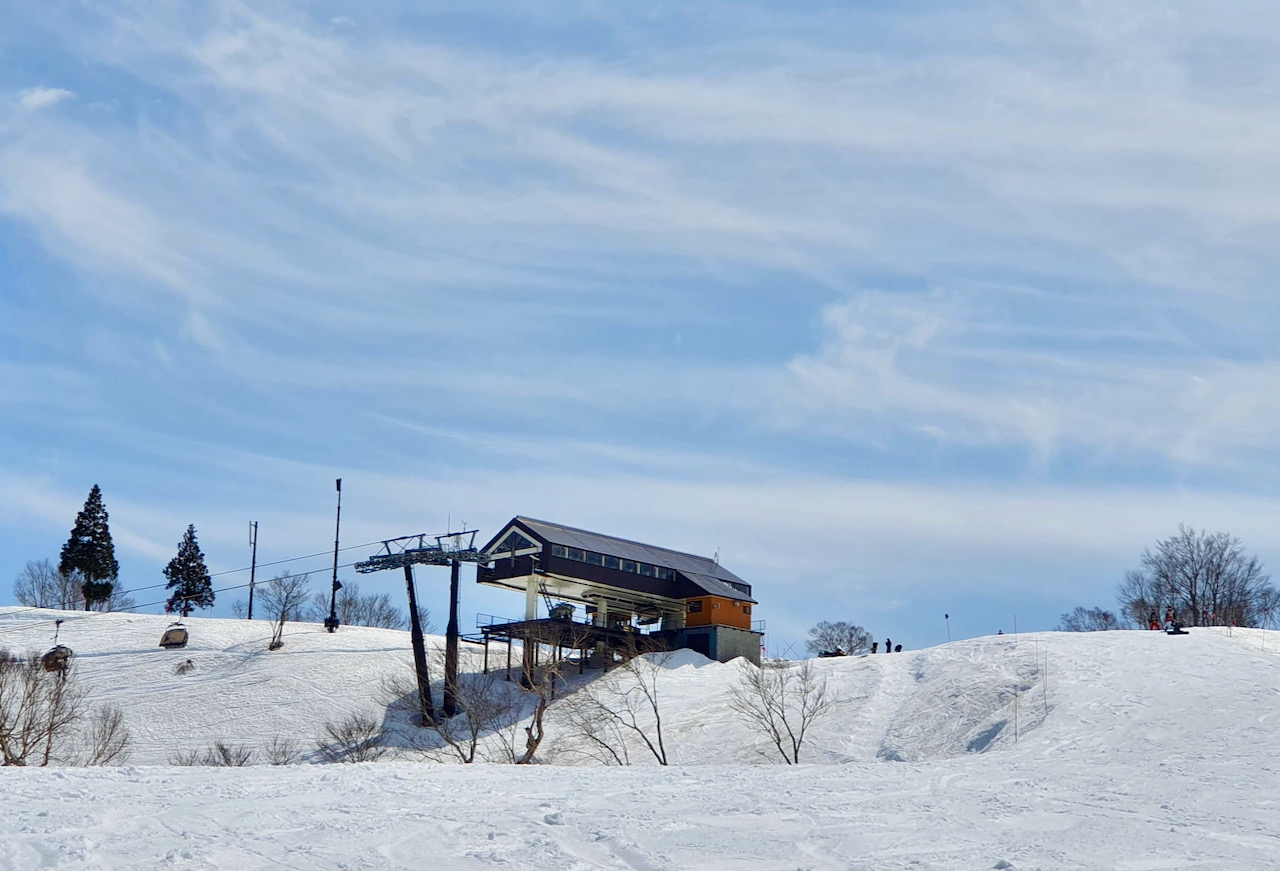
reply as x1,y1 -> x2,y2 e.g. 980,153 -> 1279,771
354,530 -> 487,722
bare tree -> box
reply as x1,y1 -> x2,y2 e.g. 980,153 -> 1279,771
87,584 -> 137,613
0,649 -> 133,767
427,649 -> 522,763
263,736 -> 301,765
1058,606 -> 1121,632
307,581 -> 407,630
205,741 -> 256,767
512,630 -> 593,765
317,712 -> 388,763
13,560 -> 82,610
169,748 -> 203,766
259,571 -> 312,650
805,620 -> 872,656
1118,525 -> 1277,627
552,690 -> 634,765
730,658 -> 836,764
0,650 -> 85,766
82,705 -> 131,766
171,741 -> 255,767
554,643 -> 673,766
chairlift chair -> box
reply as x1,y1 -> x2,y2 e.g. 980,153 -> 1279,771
42,619 -> 73,673
42,645 -> 73,673
159,621 -> 189,650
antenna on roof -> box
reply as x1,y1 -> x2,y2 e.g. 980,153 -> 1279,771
714,547 -> 720,565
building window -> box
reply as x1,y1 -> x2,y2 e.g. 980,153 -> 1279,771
585,552 -> 602,566
743,605 -> 751,615
688,600 -> 703,613
498,531 -> 537,553
551,544 -> 567,558
639,564 -> 654,577
621,560 -> 638,573
712,602 -> 720,609
602,555 -> 619,569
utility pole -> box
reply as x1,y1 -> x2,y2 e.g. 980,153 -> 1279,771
443,559 -> 461,717
247,521 -> 259,620
404,565 -> 435,724
325,478 -> 343,633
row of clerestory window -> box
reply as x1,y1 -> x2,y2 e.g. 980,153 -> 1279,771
551,544 -> 677,581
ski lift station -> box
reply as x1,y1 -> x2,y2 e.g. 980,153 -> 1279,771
476,517 -> 763,665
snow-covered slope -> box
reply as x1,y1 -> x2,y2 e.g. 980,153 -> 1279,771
1,607 -> 1277,869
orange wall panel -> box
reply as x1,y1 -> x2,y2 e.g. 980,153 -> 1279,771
685,596 -> 752,630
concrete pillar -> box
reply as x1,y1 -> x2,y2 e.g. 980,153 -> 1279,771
525,573 -> 538,621
593,599 -> 610,668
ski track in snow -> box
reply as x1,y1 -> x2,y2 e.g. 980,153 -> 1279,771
0,609 -> 1277,870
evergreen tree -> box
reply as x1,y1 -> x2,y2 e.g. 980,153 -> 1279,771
59,484 -> 119,611
163,524 -> 214,617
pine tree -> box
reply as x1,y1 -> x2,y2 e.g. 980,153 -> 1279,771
163,525 -> 214,617
59,484 -> 120,611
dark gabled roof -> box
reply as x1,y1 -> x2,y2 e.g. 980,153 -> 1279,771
490,516 -> 755,603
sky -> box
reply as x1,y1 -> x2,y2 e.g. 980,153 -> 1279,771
3,0 -> 1280,654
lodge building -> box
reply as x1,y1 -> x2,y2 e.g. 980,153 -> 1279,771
477,516 -> 762,665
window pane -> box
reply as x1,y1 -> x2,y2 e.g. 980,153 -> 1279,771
568,548 -> 585,561
603,555 -> 619,569
639,564 -> 654,577
499,531 -> 536,552
551,545 -> 567,558
585,552 -> 603,566
621,560 -> 638,573
688,600 -> 703,613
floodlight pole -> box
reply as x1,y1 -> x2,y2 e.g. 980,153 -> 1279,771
443,559 -> 461,718
325,478 -> 342,633
247,521 -> 259,620
404,565 -> 435,724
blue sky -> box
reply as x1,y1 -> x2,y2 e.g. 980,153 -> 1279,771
3,0 -> 1280,653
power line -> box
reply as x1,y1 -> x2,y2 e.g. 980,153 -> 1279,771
0,540 -> 389,627
0,558 -> 373,640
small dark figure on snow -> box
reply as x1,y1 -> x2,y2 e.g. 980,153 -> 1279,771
894,644 -> 902,653
885,637 -> 892,653
872,642 -> 879,654
1149,609 -> 1161,630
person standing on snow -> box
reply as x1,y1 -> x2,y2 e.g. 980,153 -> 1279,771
1149,609 -> 1161,630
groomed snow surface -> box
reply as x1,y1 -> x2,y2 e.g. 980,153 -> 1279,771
1,608 -> 1277,870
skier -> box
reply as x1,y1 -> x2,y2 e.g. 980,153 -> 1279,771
1148,609 -> 1161,631
1164,606 -> 1175,630
885,637 -> 892,653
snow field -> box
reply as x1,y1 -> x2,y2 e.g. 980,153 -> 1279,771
0,607 -> 1278,869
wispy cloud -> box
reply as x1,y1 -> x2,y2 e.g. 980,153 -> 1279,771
5,1 -> 1280,643
783,287 -> 1280,468
16,87 -> 74,110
